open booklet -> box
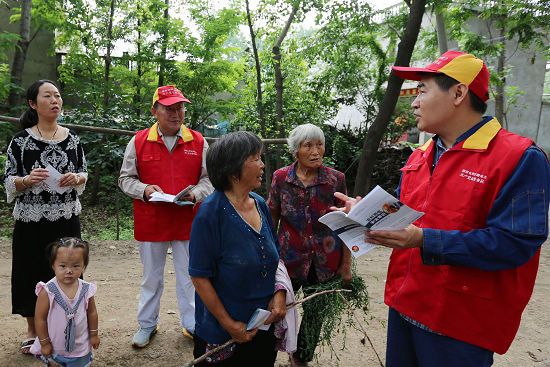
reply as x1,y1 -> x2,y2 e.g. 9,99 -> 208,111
149,185 -> 195,206
318,185 -> 424,258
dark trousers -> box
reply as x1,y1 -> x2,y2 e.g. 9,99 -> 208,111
386,307 -> 494,367
193,328 -> 277,367
291,267 -> 330,363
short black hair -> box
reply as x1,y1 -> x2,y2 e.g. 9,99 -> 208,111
432,74 -> 487,114
206,131 -> 263,191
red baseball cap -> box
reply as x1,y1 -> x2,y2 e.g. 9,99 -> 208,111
392,51 -> 490,102
152,85 -> 191,106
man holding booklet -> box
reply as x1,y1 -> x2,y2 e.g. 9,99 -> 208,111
119,85 -> 213,347
334,51 -> 550,366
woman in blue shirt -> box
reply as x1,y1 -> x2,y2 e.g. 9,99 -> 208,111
189,131 -> 287,366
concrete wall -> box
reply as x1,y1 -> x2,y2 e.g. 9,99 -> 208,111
0,0 -> 58,93
539,102 -> 550,154
467,17 -> 549,155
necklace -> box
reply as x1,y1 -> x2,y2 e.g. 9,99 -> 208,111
36,125 -> 59,140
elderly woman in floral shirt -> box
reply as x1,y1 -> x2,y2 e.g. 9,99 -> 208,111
267,123 -> 351,366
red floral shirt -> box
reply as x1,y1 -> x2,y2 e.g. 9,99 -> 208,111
267,163 -> 347,282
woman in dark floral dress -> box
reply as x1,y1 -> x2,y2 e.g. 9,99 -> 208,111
267,124 -> 351,366
3,80 -> 88,353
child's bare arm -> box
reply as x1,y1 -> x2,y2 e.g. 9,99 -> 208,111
35,289 -> 52,357
87,296 -> 100,349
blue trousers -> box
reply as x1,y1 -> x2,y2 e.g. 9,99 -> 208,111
386,307 -> 494,367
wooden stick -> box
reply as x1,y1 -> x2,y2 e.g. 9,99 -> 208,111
181,289 -> 352,367
337,293 -> 384,367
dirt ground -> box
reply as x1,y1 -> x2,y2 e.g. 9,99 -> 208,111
1,238 -> 549,367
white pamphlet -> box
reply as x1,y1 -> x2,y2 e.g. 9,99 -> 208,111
149,185 -> 195,206
319,185 -> 424,258
43,164 -> 72,194
246,308 -> 272,331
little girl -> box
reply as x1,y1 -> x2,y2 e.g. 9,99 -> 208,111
29,237 -> 100,366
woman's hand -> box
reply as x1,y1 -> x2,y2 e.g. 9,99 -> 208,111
336,261 -> 352,286
59,172 -> 79,187
226,320 -> 258,343
25,168 -> 50,187
265,290 -> 287,325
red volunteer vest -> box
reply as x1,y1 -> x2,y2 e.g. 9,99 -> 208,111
133,123 -> 204,242
385,118 -> 540,354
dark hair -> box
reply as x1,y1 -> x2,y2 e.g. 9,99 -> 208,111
432,74 -> 487,114
206,131 -> 263,191
19,79 -> 59,129
46,237 -> 90,268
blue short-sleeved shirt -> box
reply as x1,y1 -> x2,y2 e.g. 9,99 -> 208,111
189,190 -> 280,344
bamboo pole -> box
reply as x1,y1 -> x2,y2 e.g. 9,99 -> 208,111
0,115 -> 288,145
181,289 -> 352,367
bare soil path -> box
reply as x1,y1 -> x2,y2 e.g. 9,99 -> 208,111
1,239 -> 549,366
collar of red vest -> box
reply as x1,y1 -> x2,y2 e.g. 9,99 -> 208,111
418,117 -> 501,152
146,122 -> 194,143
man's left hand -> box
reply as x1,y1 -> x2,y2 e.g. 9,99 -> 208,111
180,191 -> 195,203
365,224 -> 423,250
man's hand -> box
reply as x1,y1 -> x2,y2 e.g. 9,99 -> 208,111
179,191 -> 195,203
365,224 -> 423,250
330,192 -> 362,214
144,185 -> 163,201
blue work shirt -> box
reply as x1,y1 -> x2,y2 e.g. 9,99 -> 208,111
189,190 -> 280,344
398,116 -> 550,271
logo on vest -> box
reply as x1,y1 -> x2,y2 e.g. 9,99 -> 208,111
460,169 -> 487,184
184,149 -> 198,156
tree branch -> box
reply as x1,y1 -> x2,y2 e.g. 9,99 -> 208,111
181,289 -> 352,367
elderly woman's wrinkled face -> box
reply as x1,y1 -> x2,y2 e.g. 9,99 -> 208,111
296,139 -> 325,170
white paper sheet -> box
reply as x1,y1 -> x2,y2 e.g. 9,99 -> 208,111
246,308 -> 272,331
43,164 -> 72,194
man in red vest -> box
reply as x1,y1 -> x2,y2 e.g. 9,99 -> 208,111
119,85 -> 213,348
335,51 -> 550,366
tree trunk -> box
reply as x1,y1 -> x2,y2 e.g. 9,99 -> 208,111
435,12 -> 448,54
103,0 -> 115,111
353,0 -> 426,197
134,5 -> 143,117
245,0 -> 271,191
158,0 -> 169,87
494,27 -> 506,127
272,5 -> 299,169
8,0 -> 33,108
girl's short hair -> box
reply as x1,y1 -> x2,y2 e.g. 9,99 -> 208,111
46,237 -> 90,268
287,124 -> 325,154
206,131 -> 263,191
19,80 -> 59,129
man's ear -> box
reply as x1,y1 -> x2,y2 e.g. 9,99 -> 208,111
151,105 -> 157,118
453,83 -> 469,106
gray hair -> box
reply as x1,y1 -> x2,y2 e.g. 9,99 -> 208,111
287,124 -> 325,154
